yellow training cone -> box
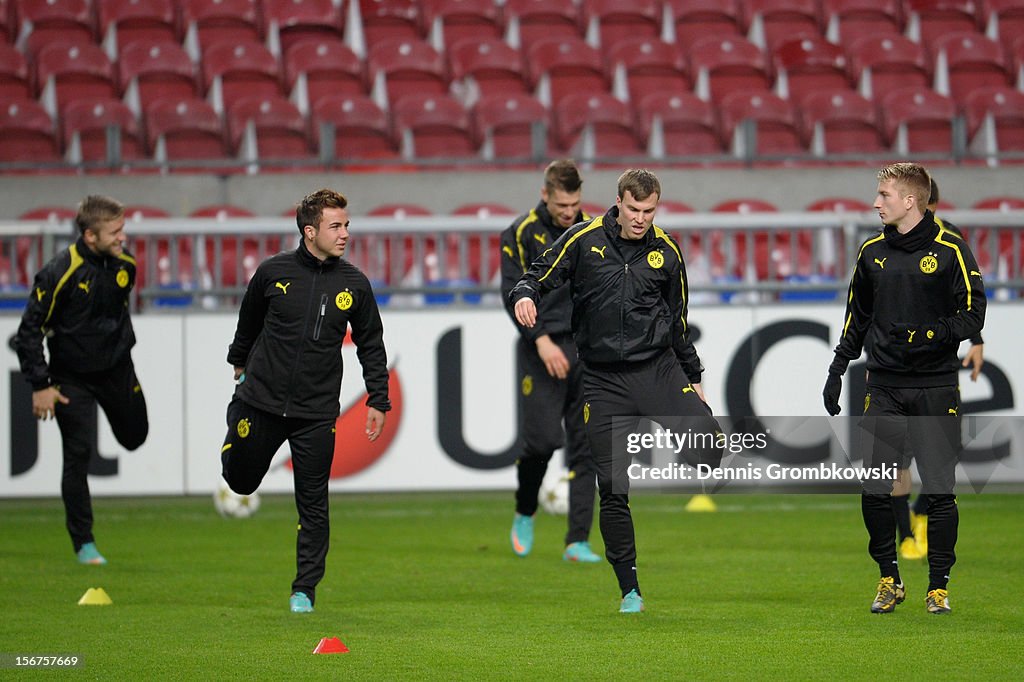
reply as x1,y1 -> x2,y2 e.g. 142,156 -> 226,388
685,494 -> 717,512
78,588 -> 112,606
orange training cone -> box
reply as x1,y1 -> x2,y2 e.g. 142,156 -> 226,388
313,637 -> 350,654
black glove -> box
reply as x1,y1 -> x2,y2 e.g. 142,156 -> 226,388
888,322 -> 949,346
823,372 -> 843,416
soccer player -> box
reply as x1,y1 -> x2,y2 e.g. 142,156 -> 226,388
512,169 -> 723,613
891,177 -> 985,560
11,195 -> 149,565
500,159 -> 599,563
822,163 -> 986,615
220,189 -> 390,613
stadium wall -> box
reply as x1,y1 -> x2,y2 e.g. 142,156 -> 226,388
2,166 -> 1024,218
1,305 -> 1021,498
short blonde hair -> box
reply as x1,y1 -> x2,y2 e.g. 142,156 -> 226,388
877,163 -> 931,211
75,195 -> 124,235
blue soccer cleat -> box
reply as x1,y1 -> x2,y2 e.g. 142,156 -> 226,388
289,592 -> 313,613
619,589 -> 645,613
510,513 -> 534,557
77,542 -> 107,565
563,541 -> 601,563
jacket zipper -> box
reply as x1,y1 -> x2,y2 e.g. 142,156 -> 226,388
313,293 -> 328,340
619,263 -> 629,361
283,268 -> 320,416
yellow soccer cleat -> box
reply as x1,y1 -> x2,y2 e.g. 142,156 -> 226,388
870,576 -> 906,614
926,589 -> 951,615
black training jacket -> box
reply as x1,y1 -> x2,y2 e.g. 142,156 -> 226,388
832,210 -> 986,387
13,237 -> 137,390
227,242 -> 391,419
510,206 -> 703,383
499,201 -> 588,341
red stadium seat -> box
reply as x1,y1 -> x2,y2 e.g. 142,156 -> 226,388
0,99 -> 60,164
62,98 -> 144,164
880,86 -> 957,155
426,0 -> 503,49
637,91 -> 726,157
35,43 -> 117,111
0,42 -> 31,100
202,42 -> 283,112
312,94 -> 400,161
553,92 -> 644,158
452,202 -> 515,286
971,196 -> 1024,275
711,198 -> 813,280
145,97 -> 230,165
359,0 -> 424,44
581,0 -> 661,53
367,38 -> 448,107
607,40 -> 690,103
822,0 -> 902,44
688,35 -> 771,103
665,0 -> 742,46
742,0 -> 823,51
181,0 -> 261,50
471,92 -> 551,160
719,90 -> 804,157
1,0 -> 15,41
118,41 -> 199,111
905,0 -> 980,45
392,93 -> 476,159
189,204 -> 275,289
964,86 -> 1024,159
448,39 -> 528,98
847,34 -> 930,100
984,0 -> 1024,54
527,37 -> 607,109
262,0 -> 344,56
15,0 -> 95,56
799,88 -> 885,156
772,37 -> 851,103
284,39 -> 366,109
933,32 -> 1011,105
97,0 -> 178,52
227,96 -> 314,164
504,0 -> 582,50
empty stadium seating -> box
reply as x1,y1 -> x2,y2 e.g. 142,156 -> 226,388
202,42 -> 283,113
426,0 -> 503,48
449,39 -> 529,99
504,0 -> 582,49
742,0 -> 823,51
527,37 -> 607,109
0,99 -> 60,164
553,92 -> 644,158
933,32 -> 1011,104
145,97 -> 230,168
964,86 -> 1024,159
607,39 -> 690,103
688,35 -> 771,103
312,94 -> 400,161
471,92 -> 550,161
638,91 -> 725,158
97,0 -> 178,52
799,89 -> 885,156
62,97 -> 144,165
284,39 -> 367,111
35,43 -> 118,111
880,86 -> 958,155
719,90 -> 804,157
847,34 -> 931,99
582,0 -> 662,53
772,36 -> 851,103
16,0 -> 96,56
359,0 -> 424,44
181,0 -> 261,50
263,0 -> 345,55
822,0 -> 902,44
367,38 -> 447,107
0,41 -> 31,100
392,93 -> 476,159
118,41 -> 200,111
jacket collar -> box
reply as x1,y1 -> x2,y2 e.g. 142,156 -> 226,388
602,205 -> 655,245
296,239 -> 340,269
884,210 -> 939,252
75,236 -> 110,266
534,201 -> 586,236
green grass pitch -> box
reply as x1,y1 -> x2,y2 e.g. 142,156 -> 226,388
1,492 -> 1022,680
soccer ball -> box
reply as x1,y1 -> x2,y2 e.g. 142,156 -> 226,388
213,481 -> 260,519
538,473 -> 570,516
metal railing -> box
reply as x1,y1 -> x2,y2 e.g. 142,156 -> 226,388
3,210 -> 1023,312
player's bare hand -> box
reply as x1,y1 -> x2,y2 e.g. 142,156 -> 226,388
514,297 -> 537,328
536,335 -> 569,379
32,386 -> 69,420
233,366 -> 245,382
366,407 -> 386,442
691,382 -> 707,403
963,343 -> 984,382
